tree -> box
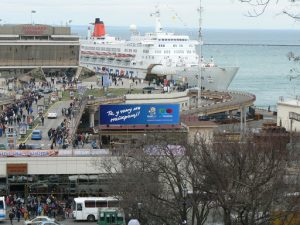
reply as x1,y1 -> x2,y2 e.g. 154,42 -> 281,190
189,131 -> 300,225
239,0 -> 300,18
94,130 -> 300,225
96,133 -> 212,225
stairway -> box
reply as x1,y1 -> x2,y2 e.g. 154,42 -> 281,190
75,66 -> 83,79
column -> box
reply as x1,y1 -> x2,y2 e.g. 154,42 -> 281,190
89,108 -> 95,128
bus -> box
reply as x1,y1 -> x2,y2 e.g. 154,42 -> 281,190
98,208 -> 125,225
0,196 -> 6,221
68,175 -> 109,196
73,197 -> 120,222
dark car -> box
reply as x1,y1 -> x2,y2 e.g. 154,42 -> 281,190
43,88 -> 53,94
25,144 -> 43,150
19,143 -> 43,150
0,144 -> 6,150
143,86 -> 156,91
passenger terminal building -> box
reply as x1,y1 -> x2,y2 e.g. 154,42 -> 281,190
0,24 -> 80,75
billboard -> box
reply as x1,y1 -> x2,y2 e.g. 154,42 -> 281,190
100,104 -> 180,125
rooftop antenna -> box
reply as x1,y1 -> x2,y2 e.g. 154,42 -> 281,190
150,5 -> 163,33
197,0 -> 203,108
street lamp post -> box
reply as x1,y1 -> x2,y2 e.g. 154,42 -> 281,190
182,185 -> 188,225
31,10 -> 36,25
137,202 -> 142,222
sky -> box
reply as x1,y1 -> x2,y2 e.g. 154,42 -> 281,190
0,0 -> 300,29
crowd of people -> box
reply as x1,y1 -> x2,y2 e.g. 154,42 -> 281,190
6,194 -> 72,223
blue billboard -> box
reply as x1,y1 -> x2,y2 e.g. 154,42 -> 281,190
100,104 -> 180,125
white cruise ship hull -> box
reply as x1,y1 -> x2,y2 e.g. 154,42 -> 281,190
80,60 -> 238,91
172,66 -> 239,91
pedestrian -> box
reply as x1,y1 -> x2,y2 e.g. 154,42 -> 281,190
9,210 -> 14,225
16,208 -> 21,222
41,116 -> 44,126
48,128 -> 52,140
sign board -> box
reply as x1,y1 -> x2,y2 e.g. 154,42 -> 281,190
0,150 -> 58,158
100,104 -> 180,125
27,115 -> 34,124
103,73 -> 110,87
37,105 -> 44,114
19,123 -> 27,135
6,127 -> 16,149
289,112 -> 300,122
7,164 -> 28,175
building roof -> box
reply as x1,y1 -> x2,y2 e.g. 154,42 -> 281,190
278,99 -> 300,107
180,115 -> 218,128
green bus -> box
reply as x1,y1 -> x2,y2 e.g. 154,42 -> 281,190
98,208 -> 125,225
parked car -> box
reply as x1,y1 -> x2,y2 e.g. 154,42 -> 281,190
36,221 -> 62,225
44,88 -> 53,94
23,144 -> 43,150
0,143 -> 6,150
24,216 -> 55,225
31,130 -> 42,140
143,86 -> 156,91
47,112 -> 58,119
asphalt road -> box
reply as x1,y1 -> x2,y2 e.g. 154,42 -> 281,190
25,100 -> 72,149
0,93 -> 72,150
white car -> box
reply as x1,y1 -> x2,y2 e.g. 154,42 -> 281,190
47,112 -> 58,119
24,216 -> 55,225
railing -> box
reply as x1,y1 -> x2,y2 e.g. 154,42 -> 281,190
70,96 -> 88,140
182,91 -> 256,116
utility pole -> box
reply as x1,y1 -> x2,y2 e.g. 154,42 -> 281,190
197,0 -> 203,108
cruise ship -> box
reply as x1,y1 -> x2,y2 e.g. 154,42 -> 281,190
80,8 -> 239,91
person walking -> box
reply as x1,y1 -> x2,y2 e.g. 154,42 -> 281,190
16,208 -> 21,222
41,116 -> 44,126
9,209 -> 14,225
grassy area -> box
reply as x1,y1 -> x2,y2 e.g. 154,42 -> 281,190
60,88 -> 143,101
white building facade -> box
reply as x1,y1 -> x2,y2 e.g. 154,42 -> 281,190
277,99 -> 300,132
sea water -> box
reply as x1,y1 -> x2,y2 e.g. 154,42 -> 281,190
72,26 -> 300,110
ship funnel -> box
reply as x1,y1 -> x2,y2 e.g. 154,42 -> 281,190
93,18 -> 106,37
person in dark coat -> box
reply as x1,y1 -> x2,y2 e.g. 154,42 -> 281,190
9,210 -> 14,225
16,209 -> 21,222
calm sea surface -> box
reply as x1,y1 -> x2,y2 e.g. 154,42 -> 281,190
72,25 -> 300,110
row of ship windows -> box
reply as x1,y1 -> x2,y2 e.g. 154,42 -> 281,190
158,44 -> 187,47
124,49 -> 138,53
83,47 -> 122,52
150,50 -> 194,54
158,39 -> 188,41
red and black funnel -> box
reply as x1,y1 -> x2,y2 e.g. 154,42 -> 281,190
93,18 -> 106,37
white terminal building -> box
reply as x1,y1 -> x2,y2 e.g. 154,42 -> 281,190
277,98 -> 300,132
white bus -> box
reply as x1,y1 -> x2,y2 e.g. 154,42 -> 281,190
72,197 -> 120,222
0,196 -> 6,221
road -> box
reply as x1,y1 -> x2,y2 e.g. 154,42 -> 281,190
0,93 -> 72,150
25,100 -> 72,149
